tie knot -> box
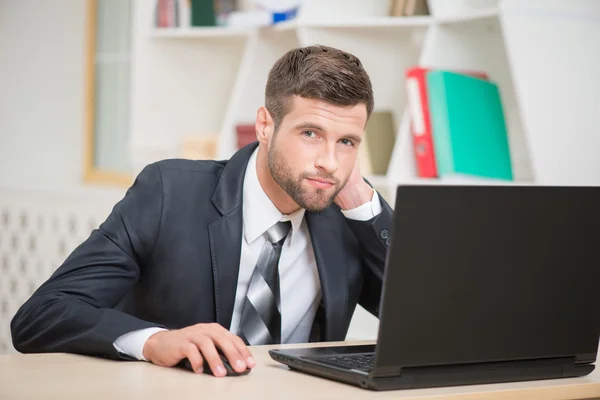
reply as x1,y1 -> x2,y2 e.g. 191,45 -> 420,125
266,221 -> 291,244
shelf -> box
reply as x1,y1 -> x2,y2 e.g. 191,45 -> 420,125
299,16 -> 432,29
394,176 -> 534,186
147,16 -> 433,39
148,26 -> 254,38
145,8 -> 499,39
268,20 -> 298,31
434,8 -> 499,25
146,11 -> 500,39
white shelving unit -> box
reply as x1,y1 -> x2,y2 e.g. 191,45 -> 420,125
119,0 -> 600,342
130,0 -> 533,206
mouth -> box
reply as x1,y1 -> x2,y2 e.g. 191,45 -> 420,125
305,177 -> 336,189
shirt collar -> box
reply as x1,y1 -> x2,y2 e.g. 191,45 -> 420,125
243,148 -> 305,244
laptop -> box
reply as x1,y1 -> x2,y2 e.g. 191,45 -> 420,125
269,184 -> 600,391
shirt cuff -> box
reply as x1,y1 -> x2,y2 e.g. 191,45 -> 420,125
340,189 -> 383,221
113,327 -> 167,361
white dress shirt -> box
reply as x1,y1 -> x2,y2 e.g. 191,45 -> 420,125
113,149 -> 382,360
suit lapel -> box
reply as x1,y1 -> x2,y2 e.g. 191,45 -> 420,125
306,209 -> 349,341
208,143 -> 258,329
208,207 -> 243,329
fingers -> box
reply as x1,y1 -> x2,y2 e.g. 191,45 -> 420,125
154,323 -> 254,378
204,323 -> 253,372
211,334 -> 247,373
194,336 -> 228,377
231,334 -> 256,368
181,342 -> 204,374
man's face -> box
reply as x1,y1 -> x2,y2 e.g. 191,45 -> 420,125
267,96 -> 368,212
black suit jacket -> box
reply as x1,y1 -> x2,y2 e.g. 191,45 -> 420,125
11,143 -> 393,360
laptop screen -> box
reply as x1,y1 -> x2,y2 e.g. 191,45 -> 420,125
376,184 -> 600,369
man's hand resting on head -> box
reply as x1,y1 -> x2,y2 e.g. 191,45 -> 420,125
142,323 -> 255,377
334,155 -> 374,211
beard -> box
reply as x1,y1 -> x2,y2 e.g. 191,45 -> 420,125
268,142 -> 345,212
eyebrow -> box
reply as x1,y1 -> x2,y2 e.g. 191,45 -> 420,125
293,122 -> 363,144
293,122 -> 325,132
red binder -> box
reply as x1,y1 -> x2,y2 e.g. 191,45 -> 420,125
405,67 -> 488,178
406,67 -> 436,177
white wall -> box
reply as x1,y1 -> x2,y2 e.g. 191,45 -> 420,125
0,0 -> 88,192
500,0 -> 600,185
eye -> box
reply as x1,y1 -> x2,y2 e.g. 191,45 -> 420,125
302,130 -> 317,138
340,138 -> 355,147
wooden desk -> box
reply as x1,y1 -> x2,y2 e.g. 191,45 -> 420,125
1,341 -> 599,400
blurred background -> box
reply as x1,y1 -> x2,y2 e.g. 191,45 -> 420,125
1,0 -> 599,354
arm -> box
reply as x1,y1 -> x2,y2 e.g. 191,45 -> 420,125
335,175 -> 393,319
343,192 -> 393,318
113,327 -> 167,361
10,163 -> 167,360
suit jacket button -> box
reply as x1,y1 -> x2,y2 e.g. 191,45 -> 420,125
380,229 -> 389,239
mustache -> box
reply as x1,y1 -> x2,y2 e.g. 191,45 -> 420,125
301,173 -> 340,185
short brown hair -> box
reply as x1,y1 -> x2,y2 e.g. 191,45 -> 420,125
265,45 -> 374,132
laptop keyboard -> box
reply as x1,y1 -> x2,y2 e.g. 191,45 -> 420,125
310,353 -> 375,372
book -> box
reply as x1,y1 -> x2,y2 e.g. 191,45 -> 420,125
403,0 -> 429,16
362,111 -> 396,176
191,0 -> 216,26
390,0 -> 408,16
236,124 -> 257,149
156,0 -> 179,28
405,67 -> 490,178
406,67 -> 436,178
426,71 -> 513,181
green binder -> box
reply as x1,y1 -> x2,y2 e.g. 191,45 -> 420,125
426,70 -> 513,181
191,0 -> 216,27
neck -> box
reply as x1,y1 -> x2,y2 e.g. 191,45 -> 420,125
256,145 -> 301,215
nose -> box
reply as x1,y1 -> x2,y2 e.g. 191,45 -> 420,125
314,143 -> 338,175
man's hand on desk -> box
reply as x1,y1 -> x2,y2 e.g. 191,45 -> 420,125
142,323 -> 256,377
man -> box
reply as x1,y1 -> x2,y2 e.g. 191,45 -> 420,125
11,45 -> 393,378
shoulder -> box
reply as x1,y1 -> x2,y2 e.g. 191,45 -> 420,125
132,159 -> 228,194
153,158 -> 226,175
142,158 -> 227,184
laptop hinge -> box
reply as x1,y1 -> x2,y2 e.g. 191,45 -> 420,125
369,366 -> 402,378
371,356 -> 577,379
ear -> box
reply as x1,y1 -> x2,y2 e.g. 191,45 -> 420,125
255,106 -> 274,145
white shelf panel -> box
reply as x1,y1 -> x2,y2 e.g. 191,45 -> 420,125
395,176 -> 534,186
147,16 -> 433,39
268,21 -> 298,31
366,175 -> 523,189
148,27 -> 254,38
434,8 -> 499,25
299,16 -> 432,29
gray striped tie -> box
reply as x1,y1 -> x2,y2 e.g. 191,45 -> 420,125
239,221 -> 291,345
